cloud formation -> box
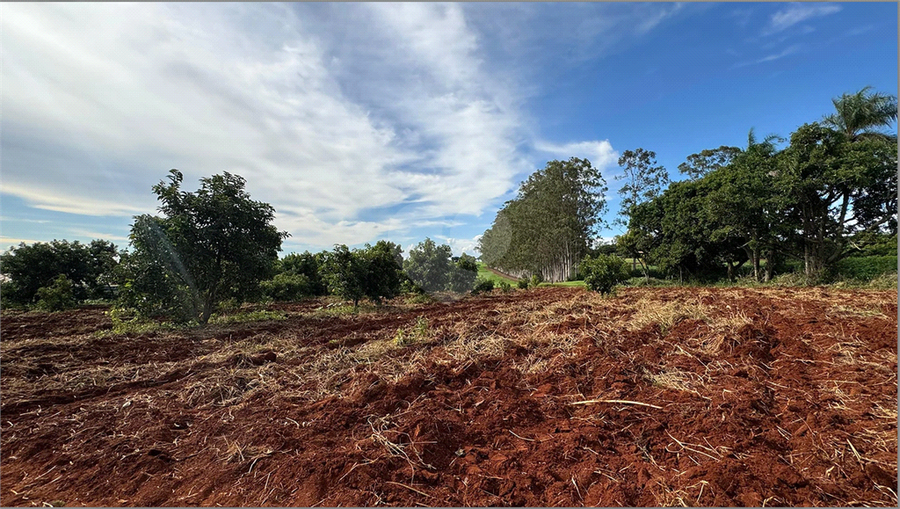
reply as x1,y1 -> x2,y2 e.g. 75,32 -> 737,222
0,3 -> 699,251
764,3 -> 841,35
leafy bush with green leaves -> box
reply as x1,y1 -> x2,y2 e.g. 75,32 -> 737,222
530,274 -> 542,288
278,251 -> 328,295
35,274 -> 78,311
0,239 -> 120,306
830,256 -> 898,281
498,280 -> 512,292
580,254 -> 629,295
323,241 -> 404,308
448,253 -> 478,293
122,170 -> 287,323
472,277 -> 494,294
260,273 -> 312,302
517,279 -> 529,289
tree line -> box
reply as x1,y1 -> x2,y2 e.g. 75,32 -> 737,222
477,87 -> 896,285
478,157 -> 608,283
618,87 -> 897,282
0,169 -> 481,322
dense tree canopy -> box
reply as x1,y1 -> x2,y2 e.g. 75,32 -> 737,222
479,158 -> 607,282
620,87 -> 897,281
120,170 -> 288,323
0,239 -> 119,306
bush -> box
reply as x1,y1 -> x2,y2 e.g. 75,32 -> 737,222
260,273 -> 312,302
448,254 -> 478,293
831,256 -> 898,281
530,274 -> 542,288
517,279 -> 529,290
580,254 -> 629,295
34,274 -> 78,311
498,280 -> 512,292
472,278 -> 494,294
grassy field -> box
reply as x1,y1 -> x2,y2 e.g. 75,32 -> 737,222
476,262 -> 518,285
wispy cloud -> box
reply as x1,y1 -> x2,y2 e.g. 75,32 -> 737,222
1,3 -> 533,248
763,3 -> 841,36
732,45 -> 801,69
534,140 -> 619,175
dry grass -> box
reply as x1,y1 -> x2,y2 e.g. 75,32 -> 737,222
628,299 -> 710,336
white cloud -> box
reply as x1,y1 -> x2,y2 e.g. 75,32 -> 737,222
534,140 -> 620,173
1,3 -> 530,247
732,45 -> 800,68
433,234 -> 483,258
764,3 -> 841,36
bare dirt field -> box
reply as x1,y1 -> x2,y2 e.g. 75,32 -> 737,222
1,287 -> 896,506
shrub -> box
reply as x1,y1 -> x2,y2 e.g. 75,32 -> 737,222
580,254 -> 629,295
830,256 -> 898,281
530,274 -> 542,288
35,274 -> 78,311
448,254 -> 478,293
498,280 -> 512,293
472,277 -> 494,294
395,316 -> 431,346
260,273 -> 312,302
517,279 -> 528,289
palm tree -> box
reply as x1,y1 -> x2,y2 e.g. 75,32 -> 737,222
822,86 -> 898,141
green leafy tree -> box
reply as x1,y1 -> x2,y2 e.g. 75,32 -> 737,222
615,148 -> 669,228
35,274 -> 78,311
448,253 -> 478,293
580,254 -> 629,295
360,240 -> 404,304
321,241 -> 403,308
775,123 -> 897,277
678,145 -> 742,180
822,86 -> 897,142
260,273 -> 312,302
403,238 -> 453,293
704,130 -> 785,281
277,251 -> 328,296
0,239 -> 120,306
323,244 -> 367,308
479,158 -> 607,282
121,170 -> 288,323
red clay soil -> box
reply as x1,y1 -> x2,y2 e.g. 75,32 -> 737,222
1,287 -> 897,506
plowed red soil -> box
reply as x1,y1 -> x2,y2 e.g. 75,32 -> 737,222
1,287 -> 896,506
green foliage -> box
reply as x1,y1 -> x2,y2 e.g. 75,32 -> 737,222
0,239 -> 120,306
103,306 -> 182,336
530,274 -> 542,288
260,273 -> 311,302
403,238 -> 452,293
678,146 -> 742,180
517,279 -> 529,290
323,241 -> 404,307
479,158 -> 608,282
323,244 -> 367,307
616,148 -> 669,227
120,170 -> 288,323
360,240 -> 405,304
580,254 -> 629,295
830,256 -> 898,281
277,251 -> 328,295
34,274 -> 78,311
394,316 -> 431,346
448,253 -> 478,293
498,280 -> 512,292
472,277 -> 495,294
209,309 -> 287,324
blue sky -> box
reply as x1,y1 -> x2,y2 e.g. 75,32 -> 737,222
1,2 -> 896,258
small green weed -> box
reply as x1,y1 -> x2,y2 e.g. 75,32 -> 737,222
394,316 -> 431,346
